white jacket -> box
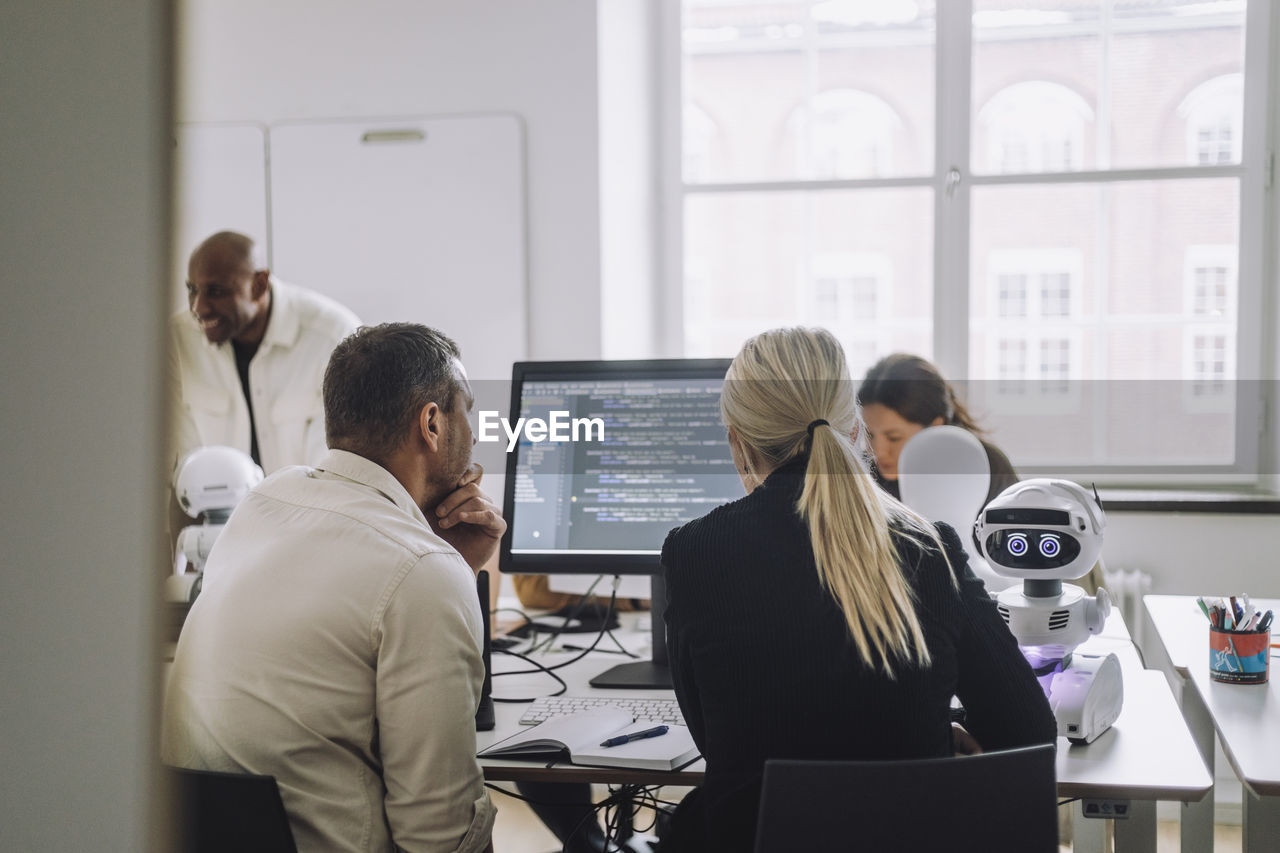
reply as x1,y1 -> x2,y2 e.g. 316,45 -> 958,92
168,278 -> 359,474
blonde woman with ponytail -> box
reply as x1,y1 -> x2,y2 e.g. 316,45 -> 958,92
659,328 -> 1055,853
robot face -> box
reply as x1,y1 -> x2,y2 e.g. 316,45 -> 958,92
974,479 -> 1105,581
983,529 -> 1082,571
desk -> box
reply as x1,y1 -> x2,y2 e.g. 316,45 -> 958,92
1144,594 -> 1280,853
476,638 -> 705,787
478,612 -> 1209,853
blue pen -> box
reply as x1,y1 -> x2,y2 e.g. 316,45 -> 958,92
600,725 -> 669,748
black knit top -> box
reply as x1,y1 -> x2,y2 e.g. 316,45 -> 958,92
661,456 -> 1057,851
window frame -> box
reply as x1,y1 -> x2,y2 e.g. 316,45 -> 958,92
660,0 -> 1275,487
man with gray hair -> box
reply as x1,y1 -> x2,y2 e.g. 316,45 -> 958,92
169,230 -> 359,473
164,323 -> 499,852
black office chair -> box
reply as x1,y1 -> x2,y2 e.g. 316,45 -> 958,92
753,743 -> 1058,853
166,765 -> 298,853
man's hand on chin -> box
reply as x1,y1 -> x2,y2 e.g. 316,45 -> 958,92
430,463 -> 506,571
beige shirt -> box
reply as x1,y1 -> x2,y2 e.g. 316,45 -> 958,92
162,450 -> 495,853
168,279 -> 360,474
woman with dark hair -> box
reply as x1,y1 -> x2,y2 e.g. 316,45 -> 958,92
857,352 -> 1018,507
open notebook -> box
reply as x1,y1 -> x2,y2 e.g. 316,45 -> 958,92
479,706 -> 700,771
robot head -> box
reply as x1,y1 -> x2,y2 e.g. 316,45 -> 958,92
174,445 -> 263,521
975,479 -> 1105,580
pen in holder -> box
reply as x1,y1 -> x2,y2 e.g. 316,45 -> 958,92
1209,627 -> 1270,684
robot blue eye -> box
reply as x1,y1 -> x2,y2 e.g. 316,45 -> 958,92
1007,533 -> 1029,556
1038,534 -> 1061,558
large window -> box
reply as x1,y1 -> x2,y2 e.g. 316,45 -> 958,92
674,0 -> 1268,482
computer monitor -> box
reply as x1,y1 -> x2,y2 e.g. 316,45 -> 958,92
498,358 -> 739,688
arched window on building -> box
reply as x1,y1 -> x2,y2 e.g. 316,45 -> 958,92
683,103 -> 720,183
1178,73 -> 1243,166
977,81 -> 1093,174
787,89 -> 900,180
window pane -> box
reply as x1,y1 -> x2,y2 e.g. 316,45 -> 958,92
969,178 -> 1238,468
682,0 -> 936,183
684,188 -> 933,371
972,0 -> 1246,174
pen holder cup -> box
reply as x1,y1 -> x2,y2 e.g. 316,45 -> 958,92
1209,628 -> 1270,684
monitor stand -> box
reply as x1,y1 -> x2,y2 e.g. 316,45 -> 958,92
588,574 -> 671,690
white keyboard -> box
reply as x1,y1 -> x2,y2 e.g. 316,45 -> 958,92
518,695 -> 686,727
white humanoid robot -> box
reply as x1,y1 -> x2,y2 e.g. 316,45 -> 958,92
975,479 -> 1123,744
166,445 -> 263,604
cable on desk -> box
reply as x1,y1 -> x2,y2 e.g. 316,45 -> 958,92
540,585 -> 621,671
490,647 -> 568,702
605,626 -> 642,658
494,581 -> 631,659
499,575 -> 642,658
493,605 -> 536,624
561,640 -> 638,657
490,584 -> 625,704
494,586 -> 622,681
562,619 -> 641,658
524,575 -> 608,655
1057,797 -> 1080,807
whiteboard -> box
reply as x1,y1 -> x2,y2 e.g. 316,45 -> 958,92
172,123 -> 269,312
268,114 -> 528,383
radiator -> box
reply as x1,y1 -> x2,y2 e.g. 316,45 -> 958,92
1101,567 -> 1153,652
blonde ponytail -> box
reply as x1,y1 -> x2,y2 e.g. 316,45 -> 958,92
722,328 -> 951,677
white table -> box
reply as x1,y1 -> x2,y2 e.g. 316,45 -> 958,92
479,611 -> 1210,852
477,642 -> 705,785
1145,594 -> 1280,853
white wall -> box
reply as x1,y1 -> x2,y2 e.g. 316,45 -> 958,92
1106,512 -> 1280,598
599,0 -> 660,358
0,0 -> 171,848
178,0 -> 603,359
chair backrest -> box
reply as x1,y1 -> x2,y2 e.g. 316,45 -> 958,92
754,744 -> 1058,853
898,424 -> 1012,592
167,765 -> 298,853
